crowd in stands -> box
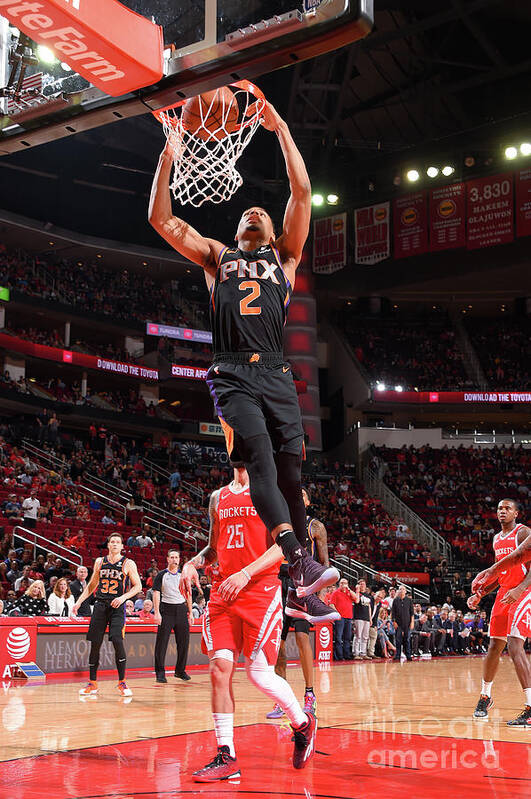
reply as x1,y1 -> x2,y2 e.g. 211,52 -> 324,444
371,444 -> 530,565
0,244 -> 207,328
340,315 -> 471,391
465,316 -> 531,389
324,577 -> 495,662
3,323 -> 131,363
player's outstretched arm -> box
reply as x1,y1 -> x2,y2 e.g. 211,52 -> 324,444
148,142 -> 224,275
260,103 -> 311,269
180,489 -> 221,598
472,526 -> 531,593
72,558 -> 101,615
217,543 -> 284,602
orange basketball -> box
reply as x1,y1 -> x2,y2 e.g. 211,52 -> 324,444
181,86 -> 239,141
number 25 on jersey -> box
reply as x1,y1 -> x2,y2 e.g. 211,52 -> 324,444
227,523 -> 245,549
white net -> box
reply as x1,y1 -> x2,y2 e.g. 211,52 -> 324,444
156,84 -> 265,207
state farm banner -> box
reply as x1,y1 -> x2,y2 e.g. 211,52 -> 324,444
312,213 -> 347,274
516,168 -> 531,238
429,183 -> 466,251
393,192 -> 428,258
373,389 -> 531,404
466,173 -> 514,249
354,202 -> 390,265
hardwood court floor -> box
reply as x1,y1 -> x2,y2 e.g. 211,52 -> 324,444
1,655 -> 530,799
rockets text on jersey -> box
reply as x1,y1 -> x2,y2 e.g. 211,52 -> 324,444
95,555 -> 128,601
209,244 -> 292,355
215,481 -> 279,580
493,524 -> 528,589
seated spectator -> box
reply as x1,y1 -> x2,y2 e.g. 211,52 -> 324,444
192,595 -> 206,618
14,565 -> 33,593
125,599 -> 137,616
101,511 -> 117,525
137,599 -> 154,621
376,608 -> 396,658
136,531 -> 154,548
47,577 -> 74,616
14,580 -> 47,616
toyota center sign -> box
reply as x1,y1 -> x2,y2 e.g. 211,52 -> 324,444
0,619 -> 38,677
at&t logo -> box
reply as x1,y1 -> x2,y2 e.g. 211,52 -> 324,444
6,628 -> 31,660
319,626 -> 330,649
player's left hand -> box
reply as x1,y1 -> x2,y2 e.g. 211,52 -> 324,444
471,568 -> 493,594
111,596 -> 125,608
218,571 -> 250,602
500,586 -> 524,605
247,100 -> 283,132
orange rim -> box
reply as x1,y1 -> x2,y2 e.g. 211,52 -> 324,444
152,80 -> 266,132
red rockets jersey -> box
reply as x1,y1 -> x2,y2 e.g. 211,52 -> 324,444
214,481 -> 279,580
493,524 -> 528,589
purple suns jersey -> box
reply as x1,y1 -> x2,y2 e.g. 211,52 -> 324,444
209,244 -> 292,355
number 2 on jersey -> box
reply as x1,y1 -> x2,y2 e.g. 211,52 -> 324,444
239,280 -> 261,316
227,523 -> 245,549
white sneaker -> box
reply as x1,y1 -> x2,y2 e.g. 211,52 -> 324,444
79,681 -> 98,696
117,681 -> 133,697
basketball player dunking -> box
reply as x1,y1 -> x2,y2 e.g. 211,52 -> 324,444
180,467 -> 319,782
149,99 -> 339,621
469,499 -> 531,727
73,533 -> 142,698
267,487 -> 338,720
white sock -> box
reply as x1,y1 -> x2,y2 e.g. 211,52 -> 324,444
245,652 -> 307,729
213,712 -> 235,757
481,680 -> 493,698
525,688 -> 531,706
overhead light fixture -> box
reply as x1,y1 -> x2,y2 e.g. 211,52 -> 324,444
327,194 -> 339,205
142,261 -> 148,266
60,62 -> 72,72
392,175 -> 401,187
520,142 -> 531,156
442,165 -> 455,177
37,45 -> 56,64
464,156 -> 475,167
395,385 -> 403,392
426,166 -> 439,178
505,146 -> 518,160
96,253 -> 102,259
406,170 -> 419,182
376,382 -> 386,392
312,194 -> 324,206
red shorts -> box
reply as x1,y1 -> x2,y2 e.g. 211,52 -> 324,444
202,576 -> 283,665
507,586 -> 531,641
489,588 -> 512,639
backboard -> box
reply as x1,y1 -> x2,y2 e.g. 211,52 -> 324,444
0,0 -> 373,154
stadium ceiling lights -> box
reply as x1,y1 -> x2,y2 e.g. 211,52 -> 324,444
441,165 -> 455,177
426,167 -> 439,178
376,382 -> 386,392
505,146 -> 518,160
311,194 -> 324,206
36,44 -> 56,64
312,193 -> 339,206
406,170 -> 420,182
503,142 -> 531,159
327,194 -> 339,205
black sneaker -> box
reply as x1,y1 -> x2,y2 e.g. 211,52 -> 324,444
192,746 -> 241,782
175,671 -> 191,681
291,712 -> 317,769
288,551 -> 339,598
506,705 -> 531,728
155,673 -> 167,684
473,694 -> 493,721
285,587 -> 340,624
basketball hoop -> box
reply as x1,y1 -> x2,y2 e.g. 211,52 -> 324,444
152,81 -> 266,207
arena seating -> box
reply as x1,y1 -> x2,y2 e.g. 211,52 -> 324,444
464,316 -> 531,389
372,444 -> 531,565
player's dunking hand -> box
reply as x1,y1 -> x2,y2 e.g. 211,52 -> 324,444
245,100 -> 283,132
218,570 -> 250,603
180,562 -> 201,599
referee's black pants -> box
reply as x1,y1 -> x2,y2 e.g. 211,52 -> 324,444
154,602 -> 190,676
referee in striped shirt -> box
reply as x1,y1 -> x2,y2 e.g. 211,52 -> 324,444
153,550 -> 193,683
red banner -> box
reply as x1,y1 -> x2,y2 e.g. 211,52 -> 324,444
516,168 -> 531,238
393,192 -> 428,258
354,202 -> 390,265
466,173 -> 514,249
0,0 -> 163,96
429,183 -> 466,251
312,213 -> 347,274
315,623 -> 333,665
379,572 -> 430,586
374,389 -> 531,404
